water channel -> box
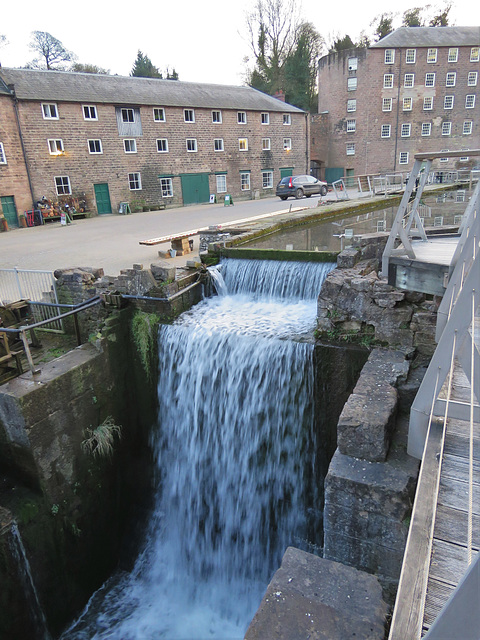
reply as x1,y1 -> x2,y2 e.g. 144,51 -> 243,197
61,258 -> 335,639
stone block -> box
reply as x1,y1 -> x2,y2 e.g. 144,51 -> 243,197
337,247 -> 360,269
150,261 -> 176,283
245,547 -> 387,640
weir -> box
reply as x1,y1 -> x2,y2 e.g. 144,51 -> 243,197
61,258 -> 335,639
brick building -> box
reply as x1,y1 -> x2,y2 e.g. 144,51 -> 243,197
313,26 -> 479,182
0,69 -> 308,226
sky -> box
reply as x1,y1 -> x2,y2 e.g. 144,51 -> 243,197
1,0 -> 479,86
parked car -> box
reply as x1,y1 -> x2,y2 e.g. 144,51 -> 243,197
276,175 -> 328,200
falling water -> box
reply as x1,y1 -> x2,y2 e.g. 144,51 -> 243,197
62,258 -> 335,640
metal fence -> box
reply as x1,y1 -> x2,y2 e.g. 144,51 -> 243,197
0,268 -> 63,332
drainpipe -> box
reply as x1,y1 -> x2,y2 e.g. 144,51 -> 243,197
11,88 -> 36,210
306,112 -> 310,174
393,48 -> 402,173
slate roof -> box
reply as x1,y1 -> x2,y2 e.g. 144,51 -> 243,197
371,26 -> 480,48
0,68 -> 304,113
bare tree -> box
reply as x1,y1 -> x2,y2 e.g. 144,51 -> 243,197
28,31 -> 76,70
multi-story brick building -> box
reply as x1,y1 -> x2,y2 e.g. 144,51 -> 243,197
0,69 -> 308,226
313,26 -> 479,182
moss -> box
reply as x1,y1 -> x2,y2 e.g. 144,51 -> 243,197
131,311 -> 161,380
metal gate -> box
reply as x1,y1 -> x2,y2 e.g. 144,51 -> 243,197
0,268 -> 63,332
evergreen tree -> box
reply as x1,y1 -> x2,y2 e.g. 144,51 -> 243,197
131,51 -> 163,78
402,7 -> 424,27
372,13 -> 395,41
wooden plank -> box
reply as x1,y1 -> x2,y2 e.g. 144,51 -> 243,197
441,453 -> 480,484
429,538 -> 470,586
437,476 -> 480,516
422,578 -> 456,629
433,504 -> 480,549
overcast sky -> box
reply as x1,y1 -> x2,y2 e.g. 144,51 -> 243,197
1,0 -> 479,85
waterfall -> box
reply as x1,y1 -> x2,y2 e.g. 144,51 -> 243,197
62,258 -> 335,640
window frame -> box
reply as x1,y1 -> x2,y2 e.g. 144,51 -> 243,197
384,49 -> 395,64
216,174 -> 227,193
214,138 -> 224,151
421,122 -> 432,137
42,103 -> 59,120
404,73 -> 415,88
283,138 -> 292,150
444,95 -> 454,109
441,122 -> 452,136
153,107 -> 166,122
465,95 -> 476,109
401,123 -> 411,138
423,96 -> 434,110
470,47 -> 480,62
383,74 -> 394,89
347,77 -> 357,91
183,109 -> 195,123
238,138 -> 248,151
381,124 -> 391,139
186,138 -> 198,152
406,48 -> 416,64
83,104 -> 98,121
121,108 -> 135,123
283,114 -> 291,125
262,138 -> 271,151
262,170 -> 273,189
347,99 -> 356,112
237,111 -> 247,124
123,138 -> 137,153
468,72 -> 478,87
346,119 -> 356,133
212,110 -> 222,124
240,172 -> 251,191
0,142 -> 7,164
382,97 -> 393,112
261,112 -> 270,125
156,138 -> 169,153
348,57 -> 358,70
445,72 -> 456,87
399,152 -> 409,165
346,142 -> 355,156
54,175 -> 71,195
128,172 -> 142,191
159,177 -> 173,198
425,72 -> 435,87
48,138 -> 64,155
427,48 -> 437,63
403,97 -> 413,111
463,121 -> 473,135
448,48 -> 458,63
87,139 -> 103,154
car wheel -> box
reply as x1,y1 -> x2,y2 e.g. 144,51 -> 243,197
320,185 -> 327,196
280,196 -> 288,200
306,194 -> 312,198
295,188 -> 304,199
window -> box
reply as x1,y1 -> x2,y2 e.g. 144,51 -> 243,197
153,108 -> 166,122
48,139 -> 64,155
283,114 -> 291,125
383,74 -> 394,88
385,49 -> 395,64
124,138 -> 137,153
215,174 -> 227,193
0,142 -> 7,164
444,95 -> 454,109
237,111 -> 247,124
283,138 -> 292,150
382,98 -> 392,112
440,150 -> 449,162
240,172 -> 250,191
381,124 -> 391,138
468,72 -> 478,86
347,99 -> 356,112
55,176 -> 71,195
465,95 -> 476,109
184,109 -> 195,123
346,142 -> 355,156
83,105 -> 97,120
239,138 -> 248,151
460,151 -> 469,162
403,97 -> 413,111
421,122 -> 432,136
262,171 -> 273,189
471,47 -> 480,62
348,57 -> 358,70
156,139 -> 168,153
261,112 -> 270,125
445,72 -> 456,87
401,123 -> 411,137
347,77 -> 357,91
346,119 -> 356,132
463,121 -> 473,135
121,108 -> 135,123
399,152 -> 409,165
442,122 -> 452,136
186,138 -> 197,152
406,48 -> 416,63
424,96 -> 433,110
88,139 -> 102,154
425,72 -> 435,87
448,48 -> 458,62
404,73 -> 414,87
128,172 -> 141,190
212,110 -> 222,123
214,138 -> 224,151
262,138 -> 271,151
160,177 -> 173,198
427,48 -> 437,63
42,103 -> 58,119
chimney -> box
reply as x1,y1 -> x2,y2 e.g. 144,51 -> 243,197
273,89 -> 285,102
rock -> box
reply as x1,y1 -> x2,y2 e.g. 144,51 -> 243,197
337,247 -> 360,269
150,261 -> 176,282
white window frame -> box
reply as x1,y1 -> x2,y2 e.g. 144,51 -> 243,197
283,138 -> 292,150
468,72 -> 478,87
423,96 -> 433,110
42,103 -> 58,119
346,142 -> 355,156
399,152 -> 409,165
383,74 -> 394,89
444,95 -> 454,109
385,49 -> 395,64
347,99 -> 356,112
240,172 -> 251,191
403,97 -> 413,111
48,139 -> 64,155
88,139 -> 102,154
237,111 -> 247,124
346,119 -> 356,132
261,112 -> 270,125
421,122 -> 432,136
471,47 -> 480,62
159,177 -> 173,198
216,174 -> 227,193
212,110 -> 222,124
156,138 -> 169,153
425,72 -> 435,87
401,123 -> 411,138
153,107 -> 166,122
348,57 -> 358,70
128,172 -> 142,191
347,77 -> 357,91
214,138 -> 224,151
448,48 -> 458,63
440,150 -> 449,162
445,72 -> 456,87
463,121 -> 473,135
121,108 -> 135,123
406,49 -> 416,63
262,138 -> 271,151
442,122 -> 452,136
184,109 -> 195,123
186,138 -> 197,152
83,104 -> 98,120
0,142 -> 7,164
381,124 -> 391,138
404,73 -> 414,88
382,98 -> 392,112
238,138 -> 248,151
283,114 -> 291,125
465,95 -> 476,109
262,170 -> 273,189
54,176 -> 71,195
427,48 -> 437,63
124,138 -> 137,153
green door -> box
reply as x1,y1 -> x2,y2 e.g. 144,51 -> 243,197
346,168 -> 355,187
180,173 -> 210,205
94,183 -> 112,214
280,168 -> 293,179
1,196 -> 19,228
